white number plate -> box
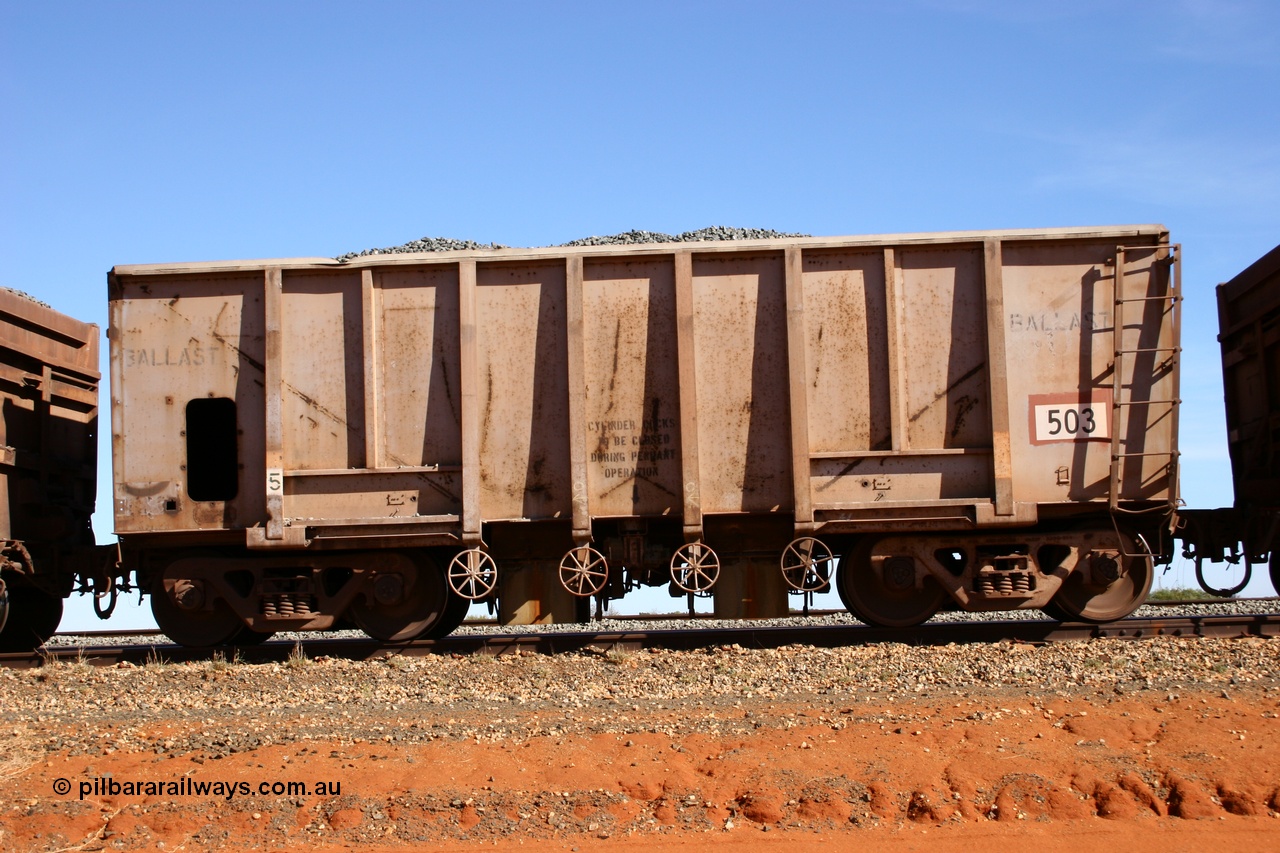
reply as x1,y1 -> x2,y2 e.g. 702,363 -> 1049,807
266,468 -> 284,496
1028,392 -> 1111,444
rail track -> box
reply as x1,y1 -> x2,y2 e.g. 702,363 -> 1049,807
4,607 -> 1277,670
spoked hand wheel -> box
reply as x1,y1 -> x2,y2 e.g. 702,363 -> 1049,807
558,546 -> 609,597
448,548 -> 498,600
670,542 -> 720,594
780,537 -> 834,592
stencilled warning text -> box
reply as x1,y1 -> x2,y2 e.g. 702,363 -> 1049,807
122,346 -> 221,368
1009,311 -> 1110,334
588,417 -> 677,480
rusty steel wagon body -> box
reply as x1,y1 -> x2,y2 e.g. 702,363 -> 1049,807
0,290 -> 107,651
1178,244 -> 1280,595
108,225 -> 1181,645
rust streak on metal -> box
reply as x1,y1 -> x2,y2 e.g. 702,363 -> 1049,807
906,363 -> 986,424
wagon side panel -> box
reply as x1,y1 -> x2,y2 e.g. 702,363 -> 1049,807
280,271 -> 367,473
898,246 -> 993,455
279,270 -> 421,524
373,265 -> 464,518
691,253 -> 792,515
111,275 -> 266,534
0,290 -> 99,548
475,261 -> 571,522
581,257 -> 682,518
1218,246 -> 1280,509
801,249 -> 892,456
998,236 -> 1175,511
807,245 -> 995,510
1001,240 -> 1123,506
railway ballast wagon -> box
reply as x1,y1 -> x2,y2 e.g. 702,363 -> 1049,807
109,226 -> 1180,645
0,290 -> 110,651
1178,245 -> 1280,594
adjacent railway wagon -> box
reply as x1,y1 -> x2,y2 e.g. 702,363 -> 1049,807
0,290 -> 107,651
1178,245 -> 1280,594
109,225 -> 1180,646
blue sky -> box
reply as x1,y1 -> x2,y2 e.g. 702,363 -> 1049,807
3,1 -> 1277,628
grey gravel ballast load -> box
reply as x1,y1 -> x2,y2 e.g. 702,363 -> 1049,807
337,227 -> 810,260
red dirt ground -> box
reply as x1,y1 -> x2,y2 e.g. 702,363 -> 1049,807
5,685 -> 1280,852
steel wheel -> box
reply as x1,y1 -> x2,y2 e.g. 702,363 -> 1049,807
1050,530 -> 1152,623
151,575 -> 242,647
780,537 -> 834,592
0,585 -> 7,637
350,556 -> 448,642
670,543 -> 720,594
837,542 -> 945,628
423,590 -> 471,639
1038,599 -> 1074,622
231,626 -> 275,645
447,548 -> 498,600
0,586 -> 64,652
559,546 -> 609,597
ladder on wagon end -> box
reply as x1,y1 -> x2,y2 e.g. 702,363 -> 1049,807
1108,243 -> 1182,514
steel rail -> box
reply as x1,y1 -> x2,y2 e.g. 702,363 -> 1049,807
6,611 -> 1277,670
46,596 -> 1278,641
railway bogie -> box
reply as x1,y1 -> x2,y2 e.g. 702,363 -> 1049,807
831,523 -> 1154,627
140,546 -> 471,644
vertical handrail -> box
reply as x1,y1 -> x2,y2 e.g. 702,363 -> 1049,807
1109,243 -> 1182,517
1109,247 -> 1126,510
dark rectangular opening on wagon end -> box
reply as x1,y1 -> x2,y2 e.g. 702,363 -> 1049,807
186,397 -> 239,501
